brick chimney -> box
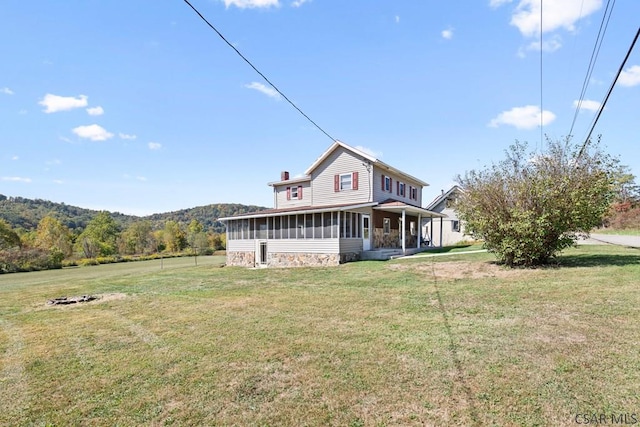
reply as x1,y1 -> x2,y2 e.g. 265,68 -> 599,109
281,171 -> 289,181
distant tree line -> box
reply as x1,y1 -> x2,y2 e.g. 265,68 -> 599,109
0,195 -> 265,234
0,197 -> 266,273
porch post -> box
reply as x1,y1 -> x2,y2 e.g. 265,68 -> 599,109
430,217 -> 433,246
417,213 -> 421,249
401,209 -> 406,255
439,217 -> 444,248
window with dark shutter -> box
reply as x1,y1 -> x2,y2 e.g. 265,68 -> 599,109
381,174 -> 385,191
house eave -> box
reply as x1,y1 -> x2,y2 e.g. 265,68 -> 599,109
267,176 -> 311,187
219,202 -> 378,221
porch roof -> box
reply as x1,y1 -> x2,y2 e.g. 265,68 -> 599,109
373,199 -> 446,218
218,202 -> 378,221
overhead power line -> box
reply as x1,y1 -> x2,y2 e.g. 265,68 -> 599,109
568,0 -> 616,139
578,26 -> 640,160
182,0 -> 337,142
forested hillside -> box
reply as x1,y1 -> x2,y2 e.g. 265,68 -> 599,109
0,194 -> 266,233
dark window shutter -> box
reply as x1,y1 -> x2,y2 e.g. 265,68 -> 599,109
334,174 -> 340,192
352,172 -> 358,190
286,186 -> 291,200
396,181 -> 399,195
298,185 -> 303,199
381,174 -> 385,190
389,178 -> 392,193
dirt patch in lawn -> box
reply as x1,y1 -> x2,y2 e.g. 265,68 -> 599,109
43,292 -> 127,308
388,261 -> 540,280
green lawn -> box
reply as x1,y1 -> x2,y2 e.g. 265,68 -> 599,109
1,248 -> 639,426
593,228 -> 640,236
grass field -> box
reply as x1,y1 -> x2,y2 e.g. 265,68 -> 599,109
1,248 -> 639,426
594,228 -> 640,236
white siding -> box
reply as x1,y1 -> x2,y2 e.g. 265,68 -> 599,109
274,181 -> 312,208
373,166 -> 423,206
310,147 -> 372,206
227,240 -> 255,251
340,238 -> 363,254
268,239 -> 340,254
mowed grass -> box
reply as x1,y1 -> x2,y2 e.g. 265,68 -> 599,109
1,248 -> 639,426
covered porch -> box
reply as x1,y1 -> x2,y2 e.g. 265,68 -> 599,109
364,200 -> 446,258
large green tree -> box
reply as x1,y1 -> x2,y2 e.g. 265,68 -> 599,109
34,216 -> 73,257
119,220 -> 155,255
0,219 -> 21,250
77,211 -> 121,258
163,220 -> 187,253
455,138 -> 616,267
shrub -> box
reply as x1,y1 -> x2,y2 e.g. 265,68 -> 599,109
455,138 -> 616,267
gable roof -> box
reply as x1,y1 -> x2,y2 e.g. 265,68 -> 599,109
304,141 -> 428,187
425,185 -> 463,210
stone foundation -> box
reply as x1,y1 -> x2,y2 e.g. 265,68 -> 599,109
268,252 -> 341,267
339,252 -> 360,263
226,251 -> 255,267
227,250 -> 363,268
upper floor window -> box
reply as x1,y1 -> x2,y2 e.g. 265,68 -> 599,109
410,186 -> 418,201
286,185 -> 302,200
340,173 -> 352,190
381,174 -> 392,193
397,182 -> 406,197
334,172 -> 359,192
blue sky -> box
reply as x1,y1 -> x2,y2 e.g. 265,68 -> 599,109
1,0 -> 638,216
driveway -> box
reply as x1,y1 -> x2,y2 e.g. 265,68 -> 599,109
579,233 -> 640,248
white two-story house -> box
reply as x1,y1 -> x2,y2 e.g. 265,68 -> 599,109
220,141 -> 445,267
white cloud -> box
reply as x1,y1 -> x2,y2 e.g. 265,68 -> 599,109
86,106 -> 104,116
11,155 -> 19,161
72,124 -> 114,141
244,82 -> 281,100
619,65 -> 640,87
39,94 -> 88,113
119,133 -> 137,140
136,176 -> 148,182
1,176 -> 32,183
521,34 -> 562,54
489,105 -> 556,129
441,28 -> 454,40
53,179 -> 64,185
148,142 -> 162,150
489,0 -> 513,8
509,0 -> 602,37
354,145 -> 383,159
222,0 -> 279,8
573,99 -> 601,112
395,15 -> 400,24
291,0 -> 309,7
1,87 -> 14,95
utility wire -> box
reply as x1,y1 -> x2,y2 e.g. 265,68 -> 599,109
182,0 -> 338,142
578,26 -> 640,160
539,0 -> 543,151
568,0 -> 616,138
